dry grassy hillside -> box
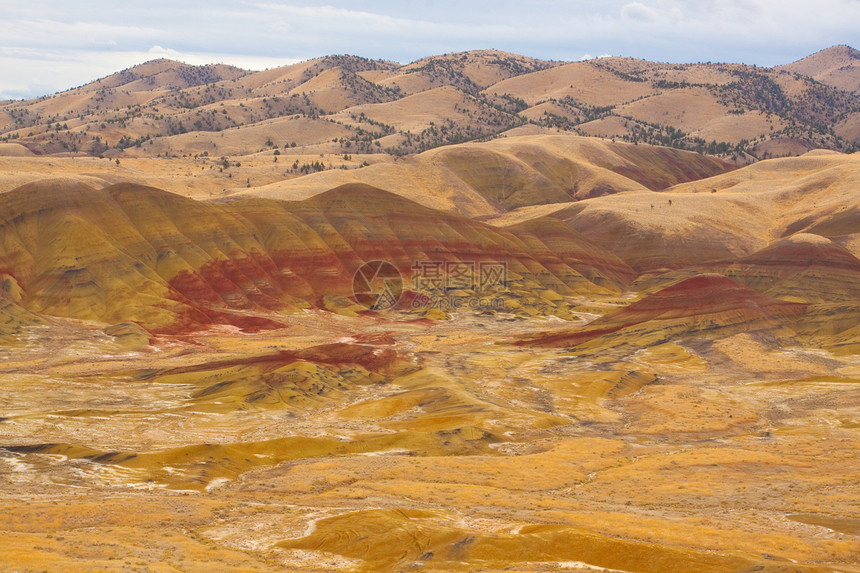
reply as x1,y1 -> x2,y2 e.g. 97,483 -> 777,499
779,45 -> 860,94
490,56 -> 857,158
491,151 -> 860,267
240,134 -> 733,217
1,47 -> 857,164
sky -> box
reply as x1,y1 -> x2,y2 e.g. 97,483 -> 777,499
1,0 -> 858,100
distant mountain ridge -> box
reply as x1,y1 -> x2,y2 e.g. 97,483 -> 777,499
778,45 -> 860,94
0,46 -> 857,161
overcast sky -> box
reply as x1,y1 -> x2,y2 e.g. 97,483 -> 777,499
1,0 -> 858,100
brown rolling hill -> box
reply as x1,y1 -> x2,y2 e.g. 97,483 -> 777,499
488,56 -> 857,157
779,45 -> 860,94
391,50 -> 559,94
1,47 -> 857,163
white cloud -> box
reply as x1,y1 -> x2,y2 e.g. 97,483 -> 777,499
148,46 -> 182,58
0,46 -> 301,100
578,53 -> 614,61
0,0 -> 858,98
254,3 -> 422,33
621,2 -> 658,23
0,18 -> 160,50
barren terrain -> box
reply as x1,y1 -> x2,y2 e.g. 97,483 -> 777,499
0,48 -> 859,572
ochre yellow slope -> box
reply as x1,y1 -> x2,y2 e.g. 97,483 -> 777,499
240,134 -> 732,217
0,178 -> 635,333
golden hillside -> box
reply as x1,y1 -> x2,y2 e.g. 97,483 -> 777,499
240,134 -> 732,217
779,45 -> 860,94
1,47 -> 857,163
491,151 -> 860,266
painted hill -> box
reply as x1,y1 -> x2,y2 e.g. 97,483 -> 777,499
519,274 -> 808,349
0,178 -> 636,334
706,233 -> 860,303
491,151 -> 860,273
0,131 -> 856,339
